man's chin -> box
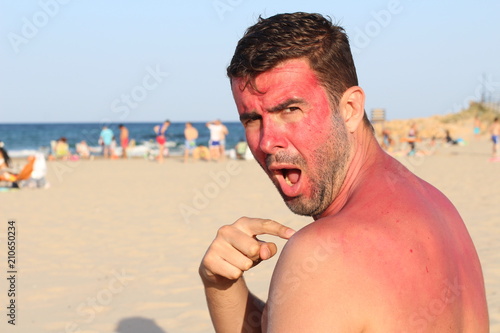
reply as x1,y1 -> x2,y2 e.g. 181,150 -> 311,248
272,180 -> 326,216
282,195 -> 322,217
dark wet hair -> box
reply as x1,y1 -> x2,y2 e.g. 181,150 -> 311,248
227,12 -> 371,127
0,146 -> 12,167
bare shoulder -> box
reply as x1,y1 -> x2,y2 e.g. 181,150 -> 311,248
266,217 -> 375,332
266,163 -> 488,331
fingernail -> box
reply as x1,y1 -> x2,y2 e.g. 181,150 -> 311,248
262,247 -> 271,259
285,228 -> 296,238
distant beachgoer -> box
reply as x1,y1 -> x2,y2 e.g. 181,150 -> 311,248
430,135 -> 437,147
55,137 -> 70,160
219,122 -> 229,160
184,122 -> 199,163
0,141 -> 14,182
23,152 -> 49,188
380,128 -> 393,151
76,140 -> 91,159
234,140 -> 248,160
407,122 -> 418,155
153,120 -> 171,163
0,155 -> 35,187
0,142 -> 12,170
193,145 -> 211,161
474,116 -> 481,139
110,136 -> 118,159
445,129 -> 458,145
206,119 -> 228,161
118,124 -> 129,158
99,125 -> 114,158
490,117 -> 500,159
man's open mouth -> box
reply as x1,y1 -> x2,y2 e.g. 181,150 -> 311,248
282,168 -> 301,186
270,166 -> 303,198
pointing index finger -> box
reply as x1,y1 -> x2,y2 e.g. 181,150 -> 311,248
237,217 -> 296,239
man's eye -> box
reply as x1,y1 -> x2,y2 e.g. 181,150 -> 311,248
283,107 -> 300,113
244,117 -> 260,127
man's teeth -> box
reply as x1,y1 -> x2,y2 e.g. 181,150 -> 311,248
285,174 -> 293,186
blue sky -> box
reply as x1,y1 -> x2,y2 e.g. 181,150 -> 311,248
1,0 -> 499,123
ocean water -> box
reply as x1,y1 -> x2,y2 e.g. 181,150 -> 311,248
0,122 -> 246,157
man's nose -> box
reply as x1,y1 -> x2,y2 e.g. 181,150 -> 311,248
258,120 -> 287,155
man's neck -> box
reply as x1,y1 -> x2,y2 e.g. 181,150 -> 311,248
314,125 -> 380,220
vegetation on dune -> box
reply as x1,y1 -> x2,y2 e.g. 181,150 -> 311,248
441,102 -> 500,124
372,102 -> 500,141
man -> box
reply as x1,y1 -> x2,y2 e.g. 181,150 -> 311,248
99,126 -> 114,159
406,122 -> 419,155
490,117 -> 499,160
473,115 -> 481,139
219,121 -> 229,160
184,122 -> 199,163
153,120 -> 170,163
206,119 -> 228,161
118,124 -> 129,159
199,13 -> 489,332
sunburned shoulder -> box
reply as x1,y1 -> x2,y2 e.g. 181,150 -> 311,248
267,215 -> 419,331
268,214 -> 487,332
279,210 -> 423,277
267,180 -> 488,331
350,156 -> 460,233
290,169 -> 466,279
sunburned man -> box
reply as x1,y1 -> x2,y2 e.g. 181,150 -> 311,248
199,12 -> 489,332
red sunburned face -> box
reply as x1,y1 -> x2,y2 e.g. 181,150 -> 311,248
231,59 -> 351,217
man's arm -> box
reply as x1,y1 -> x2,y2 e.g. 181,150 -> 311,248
161,123 -> 169,135
199,217 -> 295,332
201,274 -> 265,332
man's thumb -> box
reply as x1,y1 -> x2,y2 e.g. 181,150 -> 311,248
259,242 -> 278,260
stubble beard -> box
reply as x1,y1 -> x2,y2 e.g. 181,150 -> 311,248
265,112 -> 351,217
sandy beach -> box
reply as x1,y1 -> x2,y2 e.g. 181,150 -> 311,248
0,138 -> 499,332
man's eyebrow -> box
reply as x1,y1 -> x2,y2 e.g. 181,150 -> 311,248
239,98 -> 306,122
267,98 -> 305,113
239,111 -> 261,122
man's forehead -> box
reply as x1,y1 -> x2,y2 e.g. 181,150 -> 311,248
231,59 -> 318,93
266,59 -> 313,74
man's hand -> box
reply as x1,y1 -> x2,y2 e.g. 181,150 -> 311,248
200,217 -> 295,285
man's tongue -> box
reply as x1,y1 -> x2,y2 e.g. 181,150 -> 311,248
285,169 -> 301,185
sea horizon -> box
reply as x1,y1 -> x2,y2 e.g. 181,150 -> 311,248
0,121 -> 245,157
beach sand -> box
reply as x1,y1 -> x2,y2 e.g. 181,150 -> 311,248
0,138 -> 499,332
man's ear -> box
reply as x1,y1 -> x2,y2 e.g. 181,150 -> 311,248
340,86 -> 366,133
